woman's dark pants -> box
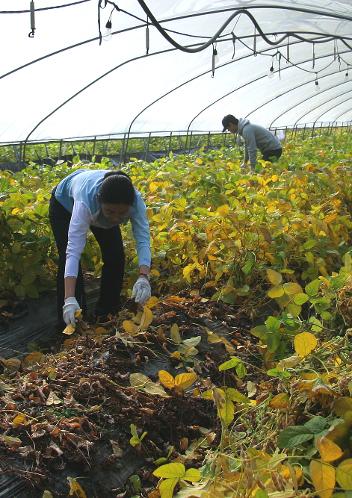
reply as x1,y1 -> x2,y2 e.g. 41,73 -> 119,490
49,193 -> 125,325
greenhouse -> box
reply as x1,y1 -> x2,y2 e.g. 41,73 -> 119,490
0,1 -> 352,497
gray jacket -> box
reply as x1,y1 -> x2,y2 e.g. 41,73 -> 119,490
238,118 -> 281,167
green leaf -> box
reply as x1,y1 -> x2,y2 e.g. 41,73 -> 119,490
267,368 -> 291,379
304,416 -> 328,434
266,331 -> 281,353
218,398 -> 235,426
219,356 -> 242,371
250,325 -> 267,340
277,426 -> 314,448
183,468 -> 201,482
293,293 -> 309,305
235,362 -> 247,379
130,424 -> 138,438
265,316 -> 281,332
255,491 -> 269,498
226,388 -> 250,404
153,463 -> 186,479
241,251 -> 256,275
305,279 -> 321,297
159,478 -> 179,498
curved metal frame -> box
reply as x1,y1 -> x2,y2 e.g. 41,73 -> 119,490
5,3 -> 349,155
269,72 -> 351,127
334,107 -> 352,122
304,92 -> 352,125
186,49 -> 349,133
245,69 -> 349,121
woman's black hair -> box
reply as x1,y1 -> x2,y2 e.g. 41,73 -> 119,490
99,170 -> 135,205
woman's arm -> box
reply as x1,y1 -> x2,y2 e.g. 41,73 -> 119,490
130,194 -> 152,271
64,201 -> 91,296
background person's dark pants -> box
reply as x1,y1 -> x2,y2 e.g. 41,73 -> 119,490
262,148 -> 282,162
49,193 -> 125,325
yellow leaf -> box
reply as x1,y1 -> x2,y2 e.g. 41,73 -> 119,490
11,208 -> 21,215
266,269 -> 282,286
12,413 -> 27,427
216,204 -> 230,216
174,372 -> 197,390
269,393 -> 290,409
159,370 -> 175,390
0,357 -> 21,372
184,468 -> 201,482
159,478 -> 179,498
334,398 -> 352,417
317,437 -> 343,462
1,435 -> 22,447
74,309 -> 82,319
267,285 -> 285,298
42,491 -> 54,498
94,326 -> 109,335
283,282 -> 303,295
294,332 -> 318,357
218,398 -> 235,426
22,351 -> 44,367
170,323 -> 182,344
122,320 -> 139,335
146,296 -> 159,309
310,460 -> 335,498
62,324 -> 76,335
153,462 -> 186,478
336,459 -> 352,490
140,306 -> 153,330
67,477 -> 87,498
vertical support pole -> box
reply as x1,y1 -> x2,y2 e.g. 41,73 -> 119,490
168,131 -> 173,153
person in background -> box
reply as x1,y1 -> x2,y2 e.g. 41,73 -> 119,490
49,169 -> 151,328
222,114 -> 283,170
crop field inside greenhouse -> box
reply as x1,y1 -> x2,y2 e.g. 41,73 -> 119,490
1,1 -> 352,498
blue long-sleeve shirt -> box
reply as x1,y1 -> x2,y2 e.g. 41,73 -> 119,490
54,169 -> 151,277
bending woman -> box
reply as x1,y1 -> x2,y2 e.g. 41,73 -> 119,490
49,169 -> 151,328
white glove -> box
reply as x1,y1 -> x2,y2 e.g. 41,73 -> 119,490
63,297 -> 80,325
132,276 -> 151,305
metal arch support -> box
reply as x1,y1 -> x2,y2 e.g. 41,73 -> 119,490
126,34 -> 302,146
187,50 -> 345,132
245,66 -> 350,121
22,44 -> 185,161
334,106 -> 352,122
268,72 -> 350,128
310,93 -> 352,125
292,85 -> 352,127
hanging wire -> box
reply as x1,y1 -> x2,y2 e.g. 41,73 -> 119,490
253,27 -> 257,55
312,42 -> 315,68
146,16 -> 150,54
231,32 -> 236,59
28,0 -> 35,38
133,1 -> 352,54
286,35 -> 290,62
211,43 -> 218,77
